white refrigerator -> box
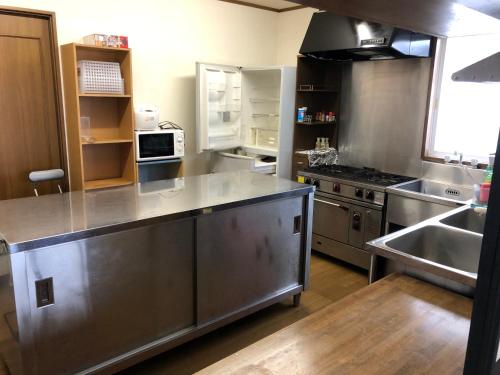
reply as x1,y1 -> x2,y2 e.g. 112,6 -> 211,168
196,62 -> 296,178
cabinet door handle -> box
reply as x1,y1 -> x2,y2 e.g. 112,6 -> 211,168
314,198 -> 348,210
35,278 -> 54,308
293,215 -> 302,234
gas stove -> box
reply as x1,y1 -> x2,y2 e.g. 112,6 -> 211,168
297,165 -> 416,270
298,165 -> 415,206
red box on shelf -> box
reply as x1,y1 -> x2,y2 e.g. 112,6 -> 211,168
83,34 -> 128,48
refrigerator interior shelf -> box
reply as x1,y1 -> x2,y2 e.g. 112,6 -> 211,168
209,109 -> 241,113
252,113 -> 279,118
249,98 -> 280,103
243,145 -> 278,157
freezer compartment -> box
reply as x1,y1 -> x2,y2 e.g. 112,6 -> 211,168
212,150 -> 276,175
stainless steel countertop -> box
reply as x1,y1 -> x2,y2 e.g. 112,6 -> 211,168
0,171 -> 313,253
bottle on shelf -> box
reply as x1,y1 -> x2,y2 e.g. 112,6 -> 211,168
297,107 -> 307,122
478,153 -> 495,205
484,153 -> 495,183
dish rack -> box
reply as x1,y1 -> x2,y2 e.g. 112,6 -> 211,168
78,60 -> 124,94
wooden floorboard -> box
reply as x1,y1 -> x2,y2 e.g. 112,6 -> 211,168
197,274 -> 472,375
120,252 -> 368,375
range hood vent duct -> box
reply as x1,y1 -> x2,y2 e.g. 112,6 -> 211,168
300,12 -> 434,61
452,52 -> 500,82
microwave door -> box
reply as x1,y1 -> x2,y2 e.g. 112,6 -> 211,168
139,133 -> 174,159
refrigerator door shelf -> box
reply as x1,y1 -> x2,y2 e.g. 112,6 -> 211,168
197,63 -> 242,153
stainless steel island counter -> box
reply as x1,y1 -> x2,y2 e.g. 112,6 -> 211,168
0,171 -> 314,375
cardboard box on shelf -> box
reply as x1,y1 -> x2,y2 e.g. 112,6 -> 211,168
83,34 -> 128,48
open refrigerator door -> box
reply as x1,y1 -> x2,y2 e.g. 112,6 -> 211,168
241,68 -> 282,157
196,63 -> 242,153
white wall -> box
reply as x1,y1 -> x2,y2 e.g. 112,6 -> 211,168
276,7 -> 316,66
1,0 -> 288,176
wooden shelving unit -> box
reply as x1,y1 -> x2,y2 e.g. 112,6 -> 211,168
292,56 -> 344,179
61,43 -> 137,191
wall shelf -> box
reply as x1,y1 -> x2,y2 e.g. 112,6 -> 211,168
296,121 -> 335,126
292,57 -> 343,179
296,89 -> 338,93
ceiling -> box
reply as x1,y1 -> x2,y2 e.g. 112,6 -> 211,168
287,0 -> 500,37
219,0 -> 306,12
220,0 -> 500,36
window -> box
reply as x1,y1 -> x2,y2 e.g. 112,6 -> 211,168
425,35 -> 500,163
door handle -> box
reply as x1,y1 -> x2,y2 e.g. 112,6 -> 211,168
314,198 -> 349,210
293,215 -> 301,234
35,278 -> 54,308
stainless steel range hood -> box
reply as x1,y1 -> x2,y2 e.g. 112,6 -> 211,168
300,12 -> 435,61
452,52 -> 500,82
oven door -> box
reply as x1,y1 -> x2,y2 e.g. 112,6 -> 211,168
313,193 -> 351,243
137,132 -> 175,161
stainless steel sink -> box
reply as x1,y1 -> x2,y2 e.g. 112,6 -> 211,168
440,207 -> 486,234
367,205 -> 485,290
389,179 -> 474,205
386,225 -> 481,274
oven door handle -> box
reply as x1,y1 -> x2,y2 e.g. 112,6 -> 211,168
314,198 -> 349,211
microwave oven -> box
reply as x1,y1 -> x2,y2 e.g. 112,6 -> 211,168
135,129 -> 184,162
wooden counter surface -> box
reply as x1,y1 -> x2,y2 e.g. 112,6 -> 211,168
197,274 -> 472,375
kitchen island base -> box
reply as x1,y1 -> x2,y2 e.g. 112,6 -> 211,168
0,171 -> 313,375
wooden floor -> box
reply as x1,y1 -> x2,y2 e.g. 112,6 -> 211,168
198,274 -> 473,375
121,252 -> 368,374
0,276 -> 20,375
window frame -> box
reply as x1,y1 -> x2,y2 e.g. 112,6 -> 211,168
422,37 -> 490,168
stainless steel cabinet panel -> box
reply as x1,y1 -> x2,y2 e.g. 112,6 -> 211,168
197,197 -> 303,324
364,209 -> 382,248
24,219 -> 195,375
386,193 -> 457,229
313,195 -> 350,243
0,255 -> 21,375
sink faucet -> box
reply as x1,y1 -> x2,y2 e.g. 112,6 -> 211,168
454,151 -> 464,166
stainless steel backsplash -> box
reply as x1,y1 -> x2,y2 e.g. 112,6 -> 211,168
338,58 -> 432,177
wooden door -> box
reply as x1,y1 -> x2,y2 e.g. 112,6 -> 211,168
0,9 -> 65,199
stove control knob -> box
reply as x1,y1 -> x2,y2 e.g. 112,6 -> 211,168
366,190 -> 375,200
333,183 -> 341,193
355,188 -> 364,198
